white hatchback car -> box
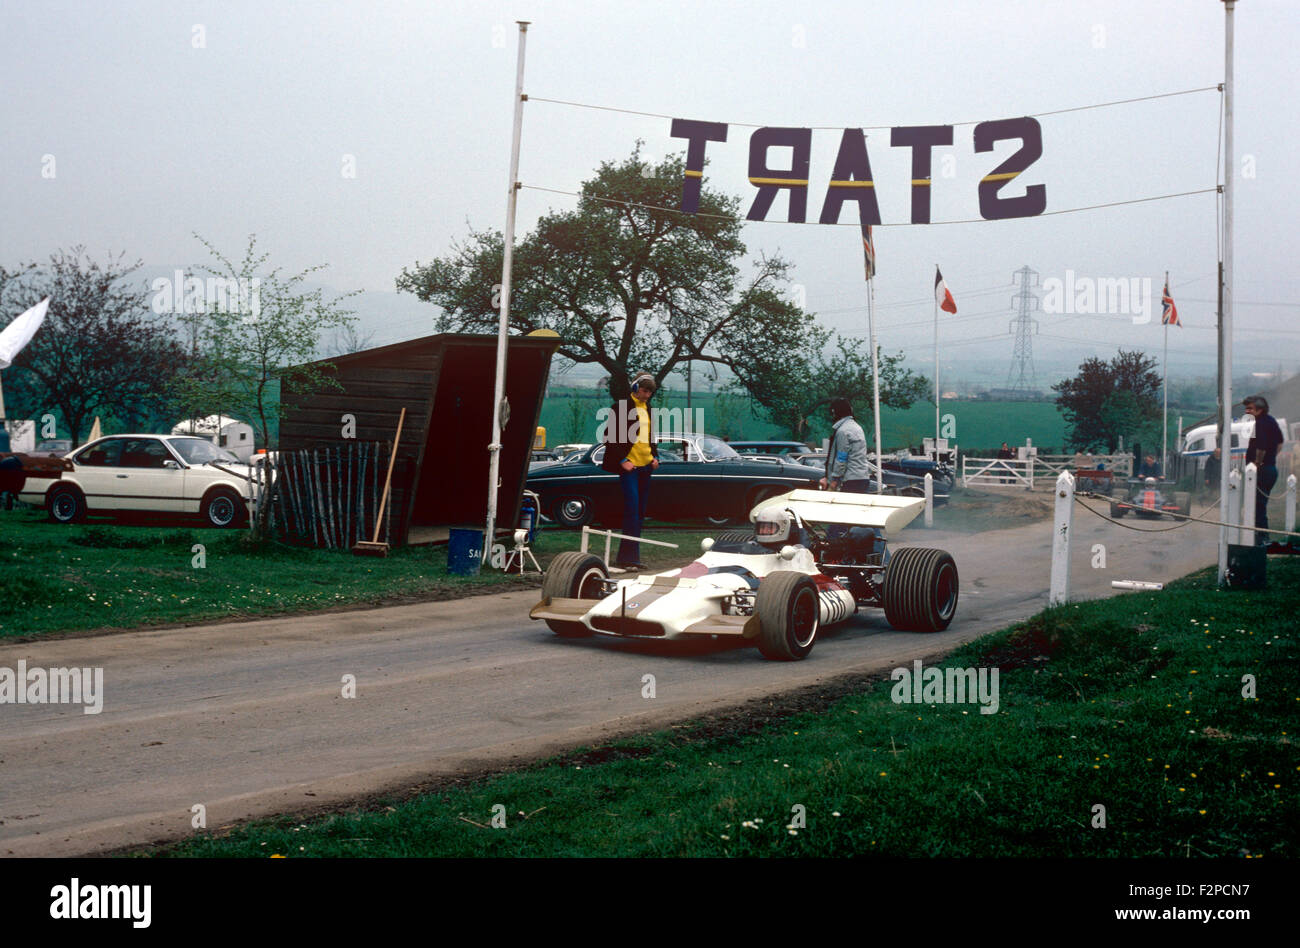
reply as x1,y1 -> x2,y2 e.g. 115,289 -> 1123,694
17,434 -> 257,528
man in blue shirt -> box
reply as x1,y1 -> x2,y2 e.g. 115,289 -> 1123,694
1243,395 -> 1285,545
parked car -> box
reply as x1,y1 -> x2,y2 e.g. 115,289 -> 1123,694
526,433 -> 831,527
16,434 -> 258,527
29,439 -> 74,457
729,440 -> 813,460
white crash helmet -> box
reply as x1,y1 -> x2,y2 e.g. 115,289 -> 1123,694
1144,477 -> 1157,487
754,507 -> 794,547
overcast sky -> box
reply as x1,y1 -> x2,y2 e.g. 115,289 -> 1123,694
2,0 -> 1296,387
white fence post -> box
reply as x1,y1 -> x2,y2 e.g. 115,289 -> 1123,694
1241,462 -> 1257,546
1049,471 -> 1075,606
1286,474 -> 1297,536
1226,468 -> 1242,546
924,473 -> 933,527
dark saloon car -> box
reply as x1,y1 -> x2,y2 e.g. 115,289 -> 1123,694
728,440 -> 814,460
526,433 -> 827,527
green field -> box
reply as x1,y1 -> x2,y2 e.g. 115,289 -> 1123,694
537,388 -> 1067,454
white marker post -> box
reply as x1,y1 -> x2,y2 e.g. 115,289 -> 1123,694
1240,462 -> 1257,546
1226,468 -> 1242,547
923,472 -> 933,527
1286,474 -> 1296,537
1049,471 -> 1074,606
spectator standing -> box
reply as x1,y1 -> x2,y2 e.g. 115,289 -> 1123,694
1243,395 -> 1284,545
599,373 -> 660,569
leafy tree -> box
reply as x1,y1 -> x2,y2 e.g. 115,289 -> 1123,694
3,248 -> 189,444
171,234 -> 358,536
1052,349 -> 1162,451
396,146 -> 918,424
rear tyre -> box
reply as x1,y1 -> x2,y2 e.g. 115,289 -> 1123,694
1109,501 -> 1126,519
882,547 -> 959,633
711,529 -> 756,546
541,551 -> 608,637
47,484 -> 87,524
755,571 -> 819,661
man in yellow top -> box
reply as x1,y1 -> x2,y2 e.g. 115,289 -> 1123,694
600,373 -> 660,569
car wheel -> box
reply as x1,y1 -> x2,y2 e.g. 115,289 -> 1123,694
882,547 -> 959,633
540,551 -> 608,637
1109,501 -> 1126,519
551,496 -> 593,528
755,571 -> 819,660
47,484 -> 87,524
711,529 -> 756,546
202,488 -> 246,528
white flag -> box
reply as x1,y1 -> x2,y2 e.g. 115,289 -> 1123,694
0,298 -> 50,369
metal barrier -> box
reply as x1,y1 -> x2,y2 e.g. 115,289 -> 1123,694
580,526 -> 679,566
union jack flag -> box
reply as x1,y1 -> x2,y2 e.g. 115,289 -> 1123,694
1162,280 -> 1180,326
862,225 -> 876,281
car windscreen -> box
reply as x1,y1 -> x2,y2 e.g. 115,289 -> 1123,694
170,438 -> 240,465
699,437 -> 741,461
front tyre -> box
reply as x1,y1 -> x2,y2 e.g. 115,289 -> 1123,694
541,551 -> 608,637
755,571 -> 819,661
882,547 -> 959,633
47,484 -> 87,524
202,488 -> 246,528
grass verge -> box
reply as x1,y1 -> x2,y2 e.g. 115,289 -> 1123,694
153,559 -> 1298,857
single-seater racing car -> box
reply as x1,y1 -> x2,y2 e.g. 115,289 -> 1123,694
1109,477 -> 1191,520
529,489 -> 958,661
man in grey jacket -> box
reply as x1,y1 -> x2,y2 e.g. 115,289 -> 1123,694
820,397 -> 872,493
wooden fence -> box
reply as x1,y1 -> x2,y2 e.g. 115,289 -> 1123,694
251,442 -> 394,549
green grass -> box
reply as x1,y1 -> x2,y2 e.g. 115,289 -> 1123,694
0,507 -> 727,639
154,559 -> 1299,858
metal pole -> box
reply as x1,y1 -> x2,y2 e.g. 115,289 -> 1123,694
1162,270 -> 1169,478
1218,0 -> 1235,584
484,21 -> 530,562
867,277 -> 883,493
934,264 -> 940,452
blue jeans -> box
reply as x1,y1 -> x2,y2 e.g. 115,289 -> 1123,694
1255,464 -> 1278,543
617,465 -> 653,563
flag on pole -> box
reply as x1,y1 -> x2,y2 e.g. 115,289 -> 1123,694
1161,280 -> 1180,326
935,268 -> 957,314
0,298 -> 50,369
862,225 -> 876,281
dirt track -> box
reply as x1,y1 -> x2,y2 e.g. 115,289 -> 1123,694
0,500 -> 1221,856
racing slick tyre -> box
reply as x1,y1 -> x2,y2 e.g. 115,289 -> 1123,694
47,484 -> 87,524
202,488 -> 246,528
551,496 -> 593,528
1109,501 -> 1126,519
882,547 -> 959,633
540,551 -> 608,637
1174,492 -> 1191,519
755,571 -> 820,661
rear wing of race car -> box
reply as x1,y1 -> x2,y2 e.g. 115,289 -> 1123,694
748,488 -> 925,538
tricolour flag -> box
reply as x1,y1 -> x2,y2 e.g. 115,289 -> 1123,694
935,268 -> 957,314
1161,280 -> 1179,326
0,298 -> 50,369
862,225 -> 876,281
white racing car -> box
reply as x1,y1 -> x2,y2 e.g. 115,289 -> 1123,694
529,489 -> 958,660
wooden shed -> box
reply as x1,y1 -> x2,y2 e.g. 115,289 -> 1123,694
278,332 -> 560,547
